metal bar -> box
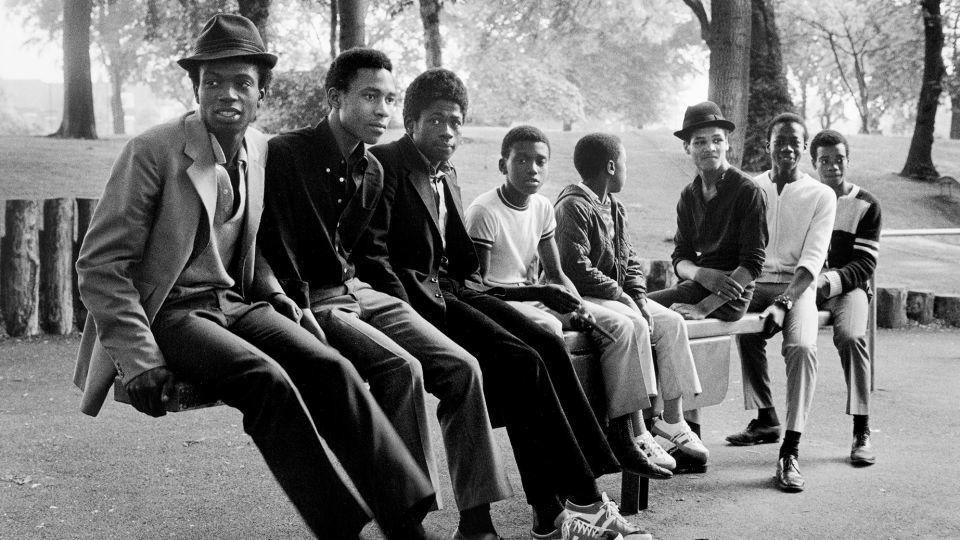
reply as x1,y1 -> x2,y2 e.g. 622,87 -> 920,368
881,228 -> 960,237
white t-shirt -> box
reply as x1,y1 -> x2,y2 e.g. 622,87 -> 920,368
465,187 -> 556,286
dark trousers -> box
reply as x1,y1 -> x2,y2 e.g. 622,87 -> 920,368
152,289 -> 435,538
439,279 -> 620,510
648,279 -> 755,322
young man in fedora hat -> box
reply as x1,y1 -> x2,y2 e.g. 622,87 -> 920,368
726,112 -> 835,493
648,101 -> 767,323
646,101 -> 767,471
74,14 -> 443,539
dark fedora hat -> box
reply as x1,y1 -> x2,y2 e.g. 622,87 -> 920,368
177,13 -> 277,70
673,101 -> 736,140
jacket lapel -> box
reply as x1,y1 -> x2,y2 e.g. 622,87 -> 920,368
399,137 -> 442,237
237,128 -> 266,289
183,114 -> 218,234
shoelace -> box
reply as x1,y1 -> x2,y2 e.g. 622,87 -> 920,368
598,498 -> 636,530
637,437 -> 668,459
564,517 -> 617,539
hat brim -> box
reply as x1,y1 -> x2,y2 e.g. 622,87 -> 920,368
674,119 -> 736,141
178,50 -> 278,70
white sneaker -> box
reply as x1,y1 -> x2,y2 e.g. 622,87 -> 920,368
634,431 -> 676,471
560,516 -> 623,540
564,493 -> 653,540
651,417 -> 709,464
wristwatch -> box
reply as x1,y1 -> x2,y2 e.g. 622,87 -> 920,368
773,293 -> 794,311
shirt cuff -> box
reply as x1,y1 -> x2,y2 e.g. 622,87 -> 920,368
824,270 -> 843,298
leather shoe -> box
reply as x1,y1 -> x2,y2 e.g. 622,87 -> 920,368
610,435 -> 673,480
850,431 -> 876,466
726,419 -> 781,446
669,446 -> 708,474
775,455 -> 805,492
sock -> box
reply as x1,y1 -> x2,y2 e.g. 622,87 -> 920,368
565,478 -> 602,508
458,504 -> 495,536
853,414 -> 869,435
779,430 -> 801,458
758,407 -> 780,427
531,499 -> 564,535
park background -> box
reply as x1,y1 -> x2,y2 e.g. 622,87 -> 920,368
1,0 -> 960,538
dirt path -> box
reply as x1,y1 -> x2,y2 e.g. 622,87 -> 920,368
2,329 -> 959,539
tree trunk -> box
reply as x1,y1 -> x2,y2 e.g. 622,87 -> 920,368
40,199 -> 75,335
743,0 -> 794,172
951,93 -> 960,139
53,0 -> 97,139
338,0 -> 368,51
1,200 -> 41,337
420,0 -> 443,68
706,0 -> 752,168
901,0 -> 945,181
109,65 -> 125,135
237,0 -> 272,48
330,0 -> 339,59
73,198 -> 98,331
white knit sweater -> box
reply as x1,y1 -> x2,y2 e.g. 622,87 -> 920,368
753,170 -> 836,284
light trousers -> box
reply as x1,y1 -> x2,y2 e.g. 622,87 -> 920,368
584,297 -> 702,402
737,282 -> 820,432
820,288 -> 871,416
507,298 -> 652,416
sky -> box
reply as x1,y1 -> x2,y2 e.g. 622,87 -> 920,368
1,10 -> 65,83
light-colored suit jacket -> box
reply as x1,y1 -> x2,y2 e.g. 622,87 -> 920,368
73,111 -> 269,416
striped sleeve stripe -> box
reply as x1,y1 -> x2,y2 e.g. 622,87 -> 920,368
853,244 -> 878,258
541,230 -> 555,240
856,238 -> 879,248
824,270 -> 843,298
471,237 -> 495,247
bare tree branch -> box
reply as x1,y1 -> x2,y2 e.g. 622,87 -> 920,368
682,0 -> 711,43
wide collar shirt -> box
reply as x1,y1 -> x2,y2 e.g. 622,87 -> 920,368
671,167 -> 767,278
261,119 -> 373,304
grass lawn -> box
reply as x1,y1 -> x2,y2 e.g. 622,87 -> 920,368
1,126 -> 959,287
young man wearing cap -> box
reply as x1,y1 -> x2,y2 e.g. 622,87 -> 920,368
554,133 -> 709,474
646,102 -> 767,471
357,69 -> 653,540
648,101 -> 767,324
810,129 -> 881,466
726,113 -> 836,493
258,50 -> 512,540
74,15 -> 443,539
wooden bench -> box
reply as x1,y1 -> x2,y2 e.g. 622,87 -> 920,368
114,298 -> 876,516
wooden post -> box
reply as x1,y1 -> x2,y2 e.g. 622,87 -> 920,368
876,287 -> 908,329
906,290 -> 936,325
73,198 -> 98,331
1,200 -> 41,336
40,198 -> 75,334
934,294 -> 960,327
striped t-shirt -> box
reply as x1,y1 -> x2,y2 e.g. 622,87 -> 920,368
822,184 -> 881,297
465,187 -> 556,286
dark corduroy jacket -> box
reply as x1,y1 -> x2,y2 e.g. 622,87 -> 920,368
554,183 -> 646,302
